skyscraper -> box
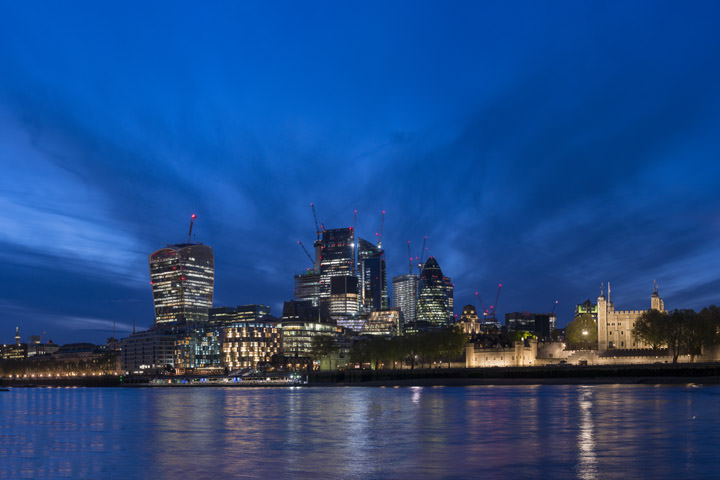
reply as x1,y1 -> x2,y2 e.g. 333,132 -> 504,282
319,227 -> 355,304
443,276 -> 454,322
357,238 -> 388,312
392,273 -> 419,328
416,257 -> 449,327
294,271 -> 321,306
149,243 -> 214,327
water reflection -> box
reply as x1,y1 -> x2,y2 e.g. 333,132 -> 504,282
577,386 -> 597,480
3,385 -> 720,479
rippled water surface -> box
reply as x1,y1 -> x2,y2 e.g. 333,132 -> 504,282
2,384 -> 720,479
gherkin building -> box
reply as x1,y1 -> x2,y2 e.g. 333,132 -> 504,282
416,257 -> 449,327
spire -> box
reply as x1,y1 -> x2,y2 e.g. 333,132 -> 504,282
15,326 -> 20,345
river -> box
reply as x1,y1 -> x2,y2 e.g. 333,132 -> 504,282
2,384 -> 719,479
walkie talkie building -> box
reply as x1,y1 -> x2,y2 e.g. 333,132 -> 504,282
149,243 -> 214,327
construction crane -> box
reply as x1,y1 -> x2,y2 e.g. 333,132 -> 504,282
474,291 -> 489,315
376,210 -> 385,248
407,241 -> 413,273
352,209 -> 358,275
488,283 -> 503,319
297,241 -> 314,268
187,213 -> 197,244
310,203 -> 323,240
416,236 -> 428,271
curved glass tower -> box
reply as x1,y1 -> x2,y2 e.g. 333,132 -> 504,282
149,243 -> 214,327
416,257 -> 449,327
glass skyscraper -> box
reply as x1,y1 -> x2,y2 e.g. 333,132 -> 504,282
149,243 -> 214,327
357,238 -> 388,312
392,273 -> 419,328
319,227 -> 355,304
416,257 -> 450,327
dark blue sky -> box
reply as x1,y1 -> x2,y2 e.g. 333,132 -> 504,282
2,1 -> 720,344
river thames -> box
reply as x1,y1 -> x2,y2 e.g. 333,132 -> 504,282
2,384 -> 719,479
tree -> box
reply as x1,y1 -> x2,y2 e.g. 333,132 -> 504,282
632,309 -> 668,351
565,313 -> 597,349
437,326 -> 469,367
310,335 -> 338,369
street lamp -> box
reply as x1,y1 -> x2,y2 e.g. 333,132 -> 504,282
582,330 -> 588,350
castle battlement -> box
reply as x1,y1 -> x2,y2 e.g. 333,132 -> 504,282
597,285 -> 665,351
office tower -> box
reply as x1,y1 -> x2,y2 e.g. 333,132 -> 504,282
357,238 -> 388,312
209,305 -> 271,327
416,257 -> 450,327
149,243 -> 214,327
443,276 -> 454,322
222,322 -> 282,370
319,228 -> 355,303
294,271 -> 321,307
363,308 -> 401,336
392,273 -> 419,328
505,312 -> 557,340
330,275 -> 364,330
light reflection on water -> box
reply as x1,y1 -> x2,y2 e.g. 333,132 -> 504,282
2,384 -> 720,479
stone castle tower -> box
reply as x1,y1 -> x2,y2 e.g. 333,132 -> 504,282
597,282 -> 665,351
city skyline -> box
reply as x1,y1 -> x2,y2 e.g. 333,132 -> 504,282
2,2 -> 720,344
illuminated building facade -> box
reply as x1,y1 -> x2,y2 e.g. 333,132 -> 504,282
294,271 -> 321,307
357,238 -> 388,312
1,326 -> 27,360
278,320 -> 340,359
330,275 -> 361,329
363,309 -> 401,336
443,276 -> 454,322
597,284 -> 665,350
149,243 -> 214,327
457,304 -> 481,335
222,322 -> 282,369
120,329 -> 178,373
392,273 -> 419,328
319,228 -> 355,304
175,328 -> 222,370
416,257 -> 450,327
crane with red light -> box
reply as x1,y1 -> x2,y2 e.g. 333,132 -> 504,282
376,210 -> 385,248
187,213 -> 197,244
416,236 -> 428,271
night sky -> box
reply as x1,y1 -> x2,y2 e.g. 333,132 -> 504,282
2,1 -> 720,344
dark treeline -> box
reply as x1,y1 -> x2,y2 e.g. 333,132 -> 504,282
345,326 -> 467,370
633,306 -> 720,363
